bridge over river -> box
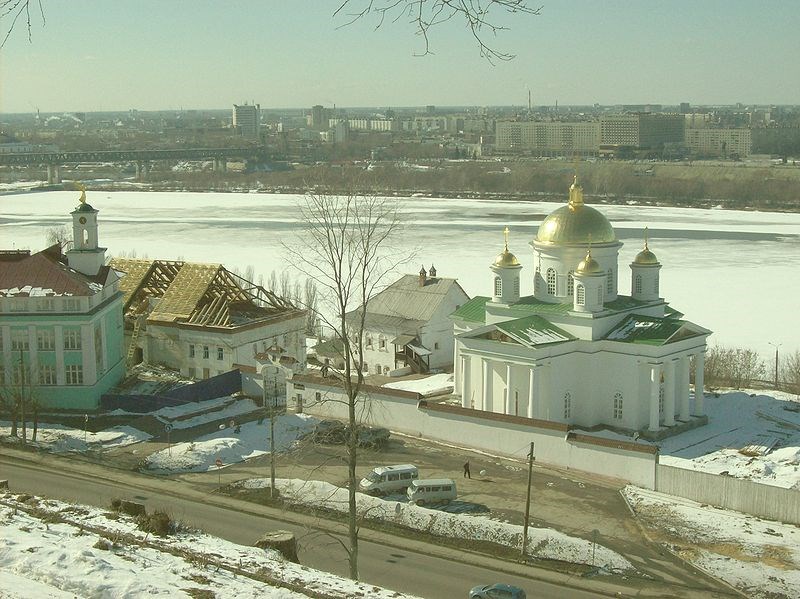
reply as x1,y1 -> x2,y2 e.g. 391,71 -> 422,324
0,147 -> 271,183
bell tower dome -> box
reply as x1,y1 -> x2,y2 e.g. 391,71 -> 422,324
66,186 -> 107,276
490,227 -> 522,304
630,228 -> 661,301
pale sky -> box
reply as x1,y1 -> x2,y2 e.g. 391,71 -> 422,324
0,1 -> 797,113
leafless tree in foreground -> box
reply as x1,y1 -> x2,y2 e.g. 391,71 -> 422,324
285,182 -> 408,580
781,349 -> 800,398
335,0 -> 542,61
0,0 -> 44,47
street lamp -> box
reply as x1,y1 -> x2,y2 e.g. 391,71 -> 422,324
768,343 -> 781,390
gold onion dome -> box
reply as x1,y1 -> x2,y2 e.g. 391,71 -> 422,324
633,228 -> 659,265
536,176 -> 616,245
494,226 -> 520,267
576,249 -> 602,275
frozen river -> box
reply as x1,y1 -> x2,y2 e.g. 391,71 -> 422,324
2,190 -> 799,360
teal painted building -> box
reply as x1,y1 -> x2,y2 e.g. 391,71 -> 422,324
0,194 -> 125,411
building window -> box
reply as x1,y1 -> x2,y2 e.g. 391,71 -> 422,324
494,276 -> 502,296
188,367 -> 196,378
37,298 -> 55,312
366,335 -> 373,349
513,277 -> 520,296
64,329 -> 81,350
658,383 -> 665,417
379,337 -> 386,350
11,299 -> 26,312
567,271 -> 574,296
434,342 -> 440,350
654,277 -> 659,295
63,298 -> 80,312
203,346 -> 209,359
217,347 -> 224,361
597,286 -> 604,304
383,366 -> 390,374
39,364 -> 56,386
189,344 -> 195,358
546,268 -> 556,296
65,364 -> 83,385
375,364 -> 382,375
563,392 -> 572,419
203,368 -> 210,379
634,275 -> 642,294
315,391 -> 322,402
607,269 -> 613,294
613,392 -> 623,420
576,284 -> 585,305
11,330 -> 29,351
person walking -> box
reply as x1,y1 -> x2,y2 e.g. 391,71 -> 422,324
463,460 -> 471,479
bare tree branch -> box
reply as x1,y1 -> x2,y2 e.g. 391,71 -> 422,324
334,0 -> 542,62
0,0 -> 44,48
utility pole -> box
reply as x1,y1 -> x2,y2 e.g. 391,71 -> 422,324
19,349 -> 27,444
521,441 -> 534,557
270,376 -> 277,499
768,343 -> 781,390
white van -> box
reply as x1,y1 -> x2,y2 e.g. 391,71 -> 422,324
407,478 -> 457,506
359,464 -> 419,496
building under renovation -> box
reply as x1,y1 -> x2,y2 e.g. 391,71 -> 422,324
109,258 -> 307,396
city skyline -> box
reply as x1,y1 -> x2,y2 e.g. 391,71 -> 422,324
0,1 -> 798,113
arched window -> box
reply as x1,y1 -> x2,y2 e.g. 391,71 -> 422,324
546,268 -> 556,295
563,392 -> 572,419
613,392 -> 623,420
654,277 -> 659,295
375,364 -> 382,375
513,277 -> 520,296
597,286 -> 604,304
567,271 -> 574,296
634,275 -> 643,294
607,269 -> 613,294
494,276 -> 502,296
658,382 -> 665,418
576,283 -> 585,305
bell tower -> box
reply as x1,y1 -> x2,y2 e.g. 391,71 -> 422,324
66,187 -> 107,276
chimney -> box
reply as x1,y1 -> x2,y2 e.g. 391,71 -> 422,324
418,265 -> 427,287
429,264 -> 437,277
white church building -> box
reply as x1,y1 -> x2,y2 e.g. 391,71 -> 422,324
452,177 -> 710,438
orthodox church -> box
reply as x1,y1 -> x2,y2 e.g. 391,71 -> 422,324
451,177 -> 710,438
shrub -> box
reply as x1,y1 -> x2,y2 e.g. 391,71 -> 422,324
137,510 -> 173,536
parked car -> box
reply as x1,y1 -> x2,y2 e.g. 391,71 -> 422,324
468,583 -> 527,599
407,478 -> 457,506
359,464 -> 419,496
309,420 -> 347,444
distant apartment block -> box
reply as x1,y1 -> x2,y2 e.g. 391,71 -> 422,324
308,105 -> 329,130
232,103 -> 260,139
600,113 -> 685,149
495,121 -> 601,156
684,128 -> 752,158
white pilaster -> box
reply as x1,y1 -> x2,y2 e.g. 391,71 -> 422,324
81,324 -> 96,385
664,359 -> 676,426
693,352 -> 705,416
460,356 -> 470,408
538,363 -> 551,420
649,363 -> 661,432
679,355 -> 691,420
527,367 -> 535,419
27,325 -> 38,383
481,358 -> 490,412
505,364 -> 513,415
54,326 -> 65,386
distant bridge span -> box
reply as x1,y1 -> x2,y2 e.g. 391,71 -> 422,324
0,147 -> 272,182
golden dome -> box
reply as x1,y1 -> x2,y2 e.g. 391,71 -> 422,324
633,228 -> 659,265
536,177 -> 616,245
576,249 -> 602,275
494,249 -> 520,267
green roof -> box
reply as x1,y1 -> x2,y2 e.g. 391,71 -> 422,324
665,305 -> 684,319
604,314 -> 699,346
451,296 -> 490,323
495,315 -> 575,347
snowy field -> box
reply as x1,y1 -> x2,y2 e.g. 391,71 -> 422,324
144,413 -> 316,473
238,477 -> 633,571
2,190 -> 799,359
0,491 -> 418,599
623,486 -> 800,599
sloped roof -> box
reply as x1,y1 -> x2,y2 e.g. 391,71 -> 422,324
151,263 -> 220,323
604,314 -> 706,345
113,258 -> 155,304
451,296 -> 490,323
348,274 -> 467,330
0,245 -> 109,297
495,315 -> 576,347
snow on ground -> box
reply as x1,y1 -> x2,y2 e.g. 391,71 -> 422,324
0,422 -> 150,453
383,373 -> 454,396
623,486 -> 800,599
238,478 -> 633,571
144,414 -> 316,473
0,491 -> 419,599
110,396 -> 263,430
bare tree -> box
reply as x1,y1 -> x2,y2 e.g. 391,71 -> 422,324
781,349 -> 800,399
45,225 -> 71,249
334,0 -> 541,62
285,183 -> 408,580
0,0 -> 44,47
703,345 -> 766,390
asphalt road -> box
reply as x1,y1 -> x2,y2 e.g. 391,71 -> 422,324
0,455 -> 606,599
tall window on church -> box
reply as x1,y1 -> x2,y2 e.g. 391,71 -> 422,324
634,275 -> 643,294
607,269 -> 613,294
597,286 -> 603,304
535,266 -> 541,292
658,383 -> 665,418
513,277 -> 520,296
546,268 -> 556,295
563,392 -> 572,419
494,276 -> 502,296
567,271 -> 574,296
654,277 -> 659,295
576,284 -> 585,305
613,392 -> 623,420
